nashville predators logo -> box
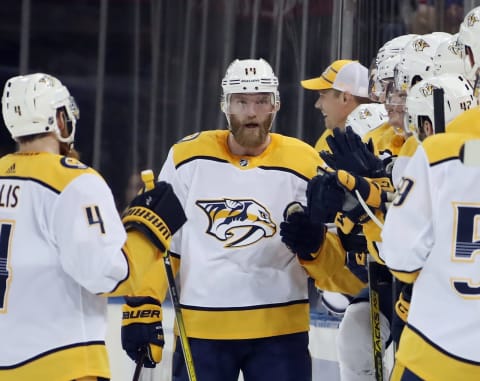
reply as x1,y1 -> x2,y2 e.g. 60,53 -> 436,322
448,40 -> 463,57
466,13 -> 480,27
358,108 -> 372,120
419,83 -> 435,97
412,38 -> 430,52
196,198 -> 276,248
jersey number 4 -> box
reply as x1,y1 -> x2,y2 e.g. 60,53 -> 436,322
452,204 -> 480,298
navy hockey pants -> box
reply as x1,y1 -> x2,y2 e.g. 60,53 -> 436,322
172,332 -> 311,381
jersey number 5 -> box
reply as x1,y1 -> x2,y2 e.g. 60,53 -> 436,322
452,204 -> 480,298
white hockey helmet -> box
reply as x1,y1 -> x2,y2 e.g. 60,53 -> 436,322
433,33 -> 465,76
346,103 -> 388,138
221,58 -> 280,113
2,73 -> 79,143
457,6 -> 480,82
404,73 -> 476,139
372,55 -> 403,103
369,34 -> 417,101
394,33 -> 451,92
375,34 -> 418,66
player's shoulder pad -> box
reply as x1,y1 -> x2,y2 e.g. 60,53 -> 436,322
422,132 -> 470,165
172,130 -> 229,167
267,133 -> 323,178
0,153 -> 100,192
397,135 -> 419,159
446,107 -> 480,135
365,123 -> 405,157
362,121 -> 390,144
314,129 -> 334,152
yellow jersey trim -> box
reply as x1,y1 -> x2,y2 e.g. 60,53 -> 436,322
396,326 -> 480,381
0,342 -> 109,381
0,152 -> 99,193
181,301 -> 309,339
173,130 -> 320,179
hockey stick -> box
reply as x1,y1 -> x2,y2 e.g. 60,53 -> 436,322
140,170 -> 197,381
368,256 -> 384,381
132,347 -> 147,381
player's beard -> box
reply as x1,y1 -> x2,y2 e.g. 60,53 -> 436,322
229,113 -> 273,148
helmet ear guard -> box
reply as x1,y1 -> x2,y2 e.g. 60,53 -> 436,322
2,73 -> 79,143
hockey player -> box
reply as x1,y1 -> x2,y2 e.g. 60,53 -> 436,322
335,72 -> 476,381
0,73 -> 186,380
121,58 -> 364,381
306,33 -> 460,381
381,94 -> 480,381
456,6 -> 480,90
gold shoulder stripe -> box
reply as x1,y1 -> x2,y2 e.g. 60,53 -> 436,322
398,135 -> 419,159
173,130 -> 230,167
0,153 -> 99,192
423,133 -> 473,166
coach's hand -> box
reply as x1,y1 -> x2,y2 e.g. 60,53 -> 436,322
122,181 -> 186,252
122,297 -> 164,368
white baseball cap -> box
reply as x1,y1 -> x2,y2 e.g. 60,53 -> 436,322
301,59 -> 369,97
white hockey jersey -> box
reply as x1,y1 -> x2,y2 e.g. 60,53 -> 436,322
0,152 -> 161,380
158,130 -> 361,339
381,122 -> 480,380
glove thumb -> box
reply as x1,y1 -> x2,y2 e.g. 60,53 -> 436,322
283,202 -> 306,221
147,341 -> 163,364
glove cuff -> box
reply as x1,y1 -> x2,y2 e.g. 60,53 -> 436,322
124,296 -> 161,307
123,206 -> 171,252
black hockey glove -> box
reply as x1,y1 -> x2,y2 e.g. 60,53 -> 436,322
122,181 -> 186,252
345,250 -> 369,284
122,296 -> 164,368
337,227 -> 368,253
279,202 -> 326,261
307,171 -> 345,225
320,126 -> 386,178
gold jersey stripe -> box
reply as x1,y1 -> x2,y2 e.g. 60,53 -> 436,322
0,343 -> 109,381
179,301 -> 309,339
395,326 -> 480,381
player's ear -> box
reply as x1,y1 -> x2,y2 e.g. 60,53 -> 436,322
56,110 -> 66,131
